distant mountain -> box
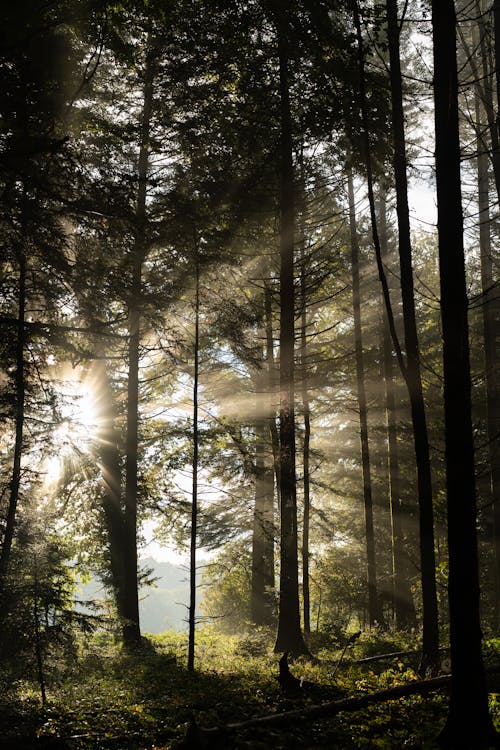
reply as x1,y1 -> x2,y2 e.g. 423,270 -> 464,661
77,557 -> 203,633
139,557 -> 193,633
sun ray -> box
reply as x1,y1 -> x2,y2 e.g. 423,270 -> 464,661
41,363 -> 101,489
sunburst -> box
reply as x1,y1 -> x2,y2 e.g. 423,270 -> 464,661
42,364 -> 100,488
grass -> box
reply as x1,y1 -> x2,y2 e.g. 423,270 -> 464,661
0,628 -> 498,749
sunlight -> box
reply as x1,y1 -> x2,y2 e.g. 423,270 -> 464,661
42,365 -> 99,488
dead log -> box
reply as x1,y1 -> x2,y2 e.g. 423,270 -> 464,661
188,665 -> 500,748
355,647 -> 448,665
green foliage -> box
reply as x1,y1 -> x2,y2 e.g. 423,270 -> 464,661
0,516 -> 102,679
1,629 -> 498,748
200,540 -> 253,633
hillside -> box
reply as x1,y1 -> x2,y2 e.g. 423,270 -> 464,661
78,557 -> 202,633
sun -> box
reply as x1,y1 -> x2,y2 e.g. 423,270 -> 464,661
43,365 -> 100,487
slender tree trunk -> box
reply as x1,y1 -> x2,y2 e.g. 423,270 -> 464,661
251,412 -> 275,626
475,62 -> 500,628
432,2 -> 499,746
123,260 -> 142,648
93,357 -> 129,623
378,189 -> 417,630
476,1 -> 500,204
188,258 -> 200,672
265,282 -> 281,501
273,22 -> 308,656
347,170 -> 380,628
467,0 -> 500,203
122,50 -> 154,649
33,555 -> 47,706
298,154 -> 311,636
251,299 -> 275,627
494,0 -> 500,127
385,0 -> 439,669
0,251 -> 26,585
300,262 -> 311,637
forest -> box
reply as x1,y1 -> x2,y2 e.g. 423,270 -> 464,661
1,0 -> 500,748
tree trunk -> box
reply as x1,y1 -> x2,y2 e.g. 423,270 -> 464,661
188,258 -> 200,671
93,356 -> 128,622
476,0 -> 500,205
385,0 -> 439,668
300,266 -> 311,637
347,169 -> 380,628
378,189 -> 417,630
273,22 -> 308,656
251,410 -> 275,626
0,250 -> 26,585
432,2 -> 499,746
123,262 -> 142,648
251,294 -> 275,627
475,57 -> 500,629
33,555 -> 47,706
298,154 -> 311,637
265,282 -> 281,501
122,48 -> 154,649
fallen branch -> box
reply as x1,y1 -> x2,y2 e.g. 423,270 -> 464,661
355,646 -> 449,665
194,674 -> 451,743
189,665 -> 500,747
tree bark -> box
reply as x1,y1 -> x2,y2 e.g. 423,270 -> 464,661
265,282 -> 281,501
93,355 -> 128,623
0,250 -> 26,585
251,410 -> 275,626
475,0 -> 500,205
475,55 -> 500,629
300,278 -> 311,637
347,169 -> 380,628
385,0 -> 438,664
188,257 -> 200,671
273,21 -> 308,656
122,46 -> 154,649
432,2 -> 499,746
251,295 -> 275,627
299,158 -> 311,636
378,189 -> 417,630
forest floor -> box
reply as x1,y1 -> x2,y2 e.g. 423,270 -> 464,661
1,628 -> 499,749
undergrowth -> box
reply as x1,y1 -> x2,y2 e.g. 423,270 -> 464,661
0,627 -> 498,749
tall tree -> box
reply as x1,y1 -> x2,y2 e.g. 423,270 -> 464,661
121,39 -> 155,650
378,188 -> 416,629
0,249 -> 26,584
251,292 -> 276,627
472,74 -> 500,624
273,10 -> 309,656
250,394 -> 276,625
347,169 -> 380,627
473,7 -> 500,626
188,255 -> 200,671
351,0 -> 439,670
384,0 -> 439,668
432,1 -> 499,746
0,0 -> 80,595
300,239 -> 312,636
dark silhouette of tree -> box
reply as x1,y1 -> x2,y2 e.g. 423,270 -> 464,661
384,0 -> 439,672
378,189 -> 417,630
272,8 -> 309,656
351,0 -> 439,670
251,295 -> 276,627
432,1 -> 499,746
188,255 -> 200,671
0,250 -> 26,584
347,169 -> 381,628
